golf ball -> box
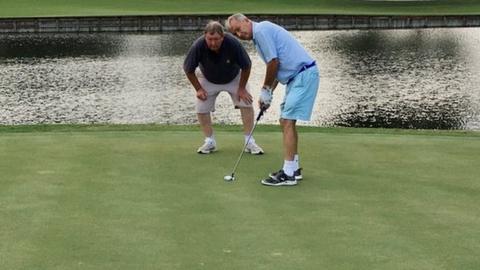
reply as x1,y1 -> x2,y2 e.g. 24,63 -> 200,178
224,175 -> 234,181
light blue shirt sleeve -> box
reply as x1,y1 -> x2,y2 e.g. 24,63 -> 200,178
253,21 -> 315,84
253,27 -> 278,64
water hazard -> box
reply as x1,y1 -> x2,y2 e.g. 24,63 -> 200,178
1,28 -> 479,129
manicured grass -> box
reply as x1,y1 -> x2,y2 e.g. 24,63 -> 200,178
1,125 -> 479,269
0,0 -> 480,18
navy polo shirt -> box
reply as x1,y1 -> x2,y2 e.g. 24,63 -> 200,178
183,33 -> 251,84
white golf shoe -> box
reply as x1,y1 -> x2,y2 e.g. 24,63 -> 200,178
197,140 -> 216,154
245,141 -> 264,155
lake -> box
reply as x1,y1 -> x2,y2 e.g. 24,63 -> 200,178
1,28 -> 479,129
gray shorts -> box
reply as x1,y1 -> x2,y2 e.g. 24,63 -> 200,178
196,70 -> 253,113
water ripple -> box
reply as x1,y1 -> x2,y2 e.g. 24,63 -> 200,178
1,29 -> 480,129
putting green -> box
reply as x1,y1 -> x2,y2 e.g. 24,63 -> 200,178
1,126 -> 479,269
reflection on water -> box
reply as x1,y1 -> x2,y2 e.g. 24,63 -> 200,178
1,29 -> 479,129
318,30 -> 477,129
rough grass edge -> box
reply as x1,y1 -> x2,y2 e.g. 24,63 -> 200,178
0,124 -> 479,137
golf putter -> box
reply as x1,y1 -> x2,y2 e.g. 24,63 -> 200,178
224,107 -> 266,181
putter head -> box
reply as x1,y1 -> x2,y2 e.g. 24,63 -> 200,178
224,174 -> 235,181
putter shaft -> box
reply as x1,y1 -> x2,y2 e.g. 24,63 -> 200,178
229,108 -> 265,176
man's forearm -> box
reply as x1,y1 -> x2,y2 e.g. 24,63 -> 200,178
271,79 -> 278,90
263,58 -> 279,90
239,68 -> 251,89
185,72 -> 202,91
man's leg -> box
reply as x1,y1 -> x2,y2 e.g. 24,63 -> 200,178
197,110 -> 217,154
196,113 -> 216,154
267,119 -> 301,180
197,113 -> 213,138
224,71 -> 261,153
280,118 -> 297,161
240,107 -> 264,154
194,70 -> 219,154
261,118 -> 297,186
239,107 -> 254,135
281,118 -> 297,161
264,68 -> 318,185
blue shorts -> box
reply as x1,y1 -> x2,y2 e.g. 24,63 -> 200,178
280,67 -> 320,121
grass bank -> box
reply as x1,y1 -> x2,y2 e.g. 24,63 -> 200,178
0,0 -> 480,18
2,123 -> 480,136
1,125 -> 479,269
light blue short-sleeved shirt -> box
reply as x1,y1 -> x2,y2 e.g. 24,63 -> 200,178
252,21 -> 314,84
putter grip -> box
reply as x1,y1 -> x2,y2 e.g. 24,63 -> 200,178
256,108 -> 266,121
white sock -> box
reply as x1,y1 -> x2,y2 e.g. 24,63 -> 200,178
283,160 -> 296,177
245,135 -> 255,145
205,135 -> 215,144
294,154 -> 300,171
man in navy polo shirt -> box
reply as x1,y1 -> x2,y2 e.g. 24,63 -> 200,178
226,14 -> 320,186
184,21 -> 264,155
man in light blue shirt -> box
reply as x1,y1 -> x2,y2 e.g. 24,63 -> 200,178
226,13 -> 320,186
